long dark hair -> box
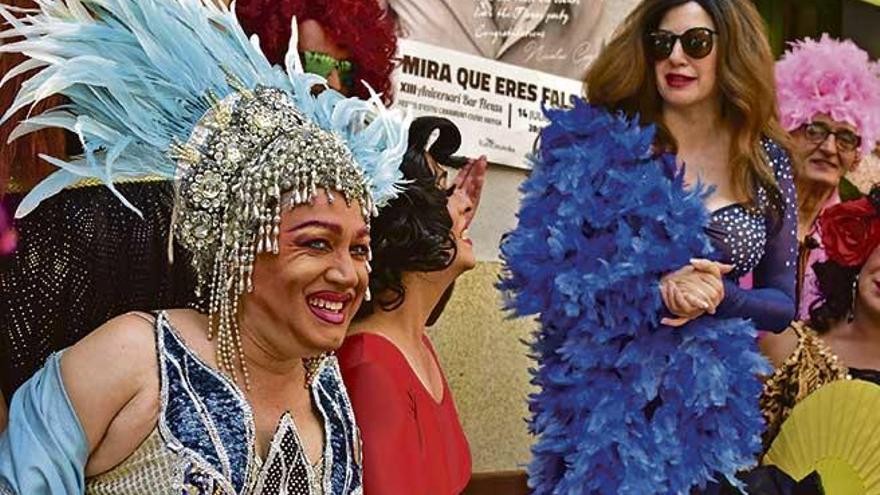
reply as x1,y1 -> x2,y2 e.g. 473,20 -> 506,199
808,261 -> 860,333
355,116 -> 461,317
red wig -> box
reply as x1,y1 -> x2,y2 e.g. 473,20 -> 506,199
0,0 -> 69,196
236,0 -> 397,105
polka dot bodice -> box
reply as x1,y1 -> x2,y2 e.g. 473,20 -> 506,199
705,139 -> 798,280
698,138 -> 798,332
708,203 -> 768,279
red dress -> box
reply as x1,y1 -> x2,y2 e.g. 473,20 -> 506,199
337,333 -> 472,495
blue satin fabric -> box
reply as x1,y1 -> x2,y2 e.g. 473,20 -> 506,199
0,352 -> 88,495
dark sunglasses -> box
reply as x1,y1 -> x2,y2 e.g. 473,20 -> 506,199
802,121 -> 862,153
301,51 -> 356,89
645,27 -> 717,60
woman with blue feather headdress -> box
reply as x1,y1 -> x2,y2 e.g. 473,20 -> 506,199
499,0 -> 798,493
0,0 -> 399,428
0,0 -> 409,494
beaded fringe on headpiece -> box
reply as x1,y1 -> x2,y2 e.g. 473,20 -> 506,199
0,0 -> 409,388
172,85 -> 374,386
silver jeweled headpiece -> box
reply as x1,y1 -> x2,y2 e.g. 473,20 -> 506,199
171,85 -> 374,386
1,0 -> 408,389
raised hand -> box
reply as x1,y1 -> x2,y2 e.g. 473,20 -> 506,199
452,155 -> 487,224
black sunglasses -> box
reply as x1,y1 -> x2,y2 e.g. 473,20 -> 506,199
802,121 -> 862,153
645,27 -> 717,60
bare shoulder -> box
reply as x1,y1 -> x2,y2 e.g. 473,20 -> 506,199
65,309 -> 214,473
62,312 -> 158,379
60,312 -> 160,451
759,326 -> 800,368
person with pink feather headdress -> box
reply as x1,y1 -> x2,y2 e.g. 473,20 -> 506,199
774,34 -> 880,320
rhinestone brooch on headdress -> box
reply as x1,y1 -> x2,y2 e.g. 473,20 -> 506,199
0,0 -> 409,389
170,85 -> 378,386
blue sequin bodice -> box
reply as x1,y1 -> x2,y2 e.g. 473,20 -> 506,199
704,139 -> 797,279
85,312 -> 363,495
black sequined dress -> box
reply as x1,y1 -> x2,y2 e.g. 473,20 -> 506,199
0,180 -> 198,399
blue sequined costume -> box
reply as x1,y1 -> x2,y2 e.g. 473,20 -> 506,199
705,138 -> 798,331
0,312 -> 362,495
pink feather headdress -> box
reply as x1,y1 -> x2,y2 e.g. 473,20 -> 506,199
776,34 -> 880,156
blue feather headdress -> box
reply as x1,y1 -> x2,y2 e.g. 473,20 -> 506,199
0,0 -> 409,387
0,0 -> 407,217
499,100 -> 769,494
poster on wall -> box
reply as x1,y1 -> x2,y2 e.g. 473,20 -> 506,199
385,0 -> 612,169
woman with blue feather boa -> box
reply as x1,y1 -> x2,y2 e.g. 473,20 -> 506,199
500,1 -> 797,493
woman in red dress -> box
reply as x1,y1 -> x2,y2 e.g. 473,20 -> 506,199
337,117 -> 486,494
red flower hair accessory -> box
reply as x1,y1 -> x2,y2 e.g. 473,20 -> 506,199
819,186 -> 880,267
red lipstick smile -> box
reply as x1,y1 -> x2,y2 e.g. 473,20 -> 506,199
665,73 -> 696,88
307,291 -> 352,325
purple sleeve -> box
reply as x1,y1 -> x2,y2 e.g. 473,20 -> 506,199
714,141 -> 798,332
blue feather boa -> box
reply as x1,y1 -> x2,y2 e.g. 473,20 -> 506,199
499,100 -> 770,494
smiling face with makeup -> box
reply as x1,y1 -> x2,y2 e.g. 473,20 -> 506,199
652,2 -> 719,111
243,189 -> 370,357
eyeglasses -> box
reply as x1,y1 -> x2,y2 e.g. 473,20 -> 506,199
645,27 -> 717,60
301,51 -> 355,89
802,121 -> 862,153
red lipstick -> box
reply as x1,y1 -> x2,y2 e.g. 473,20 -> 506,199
665,74 -> 696,88
307,291 -> 353,325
